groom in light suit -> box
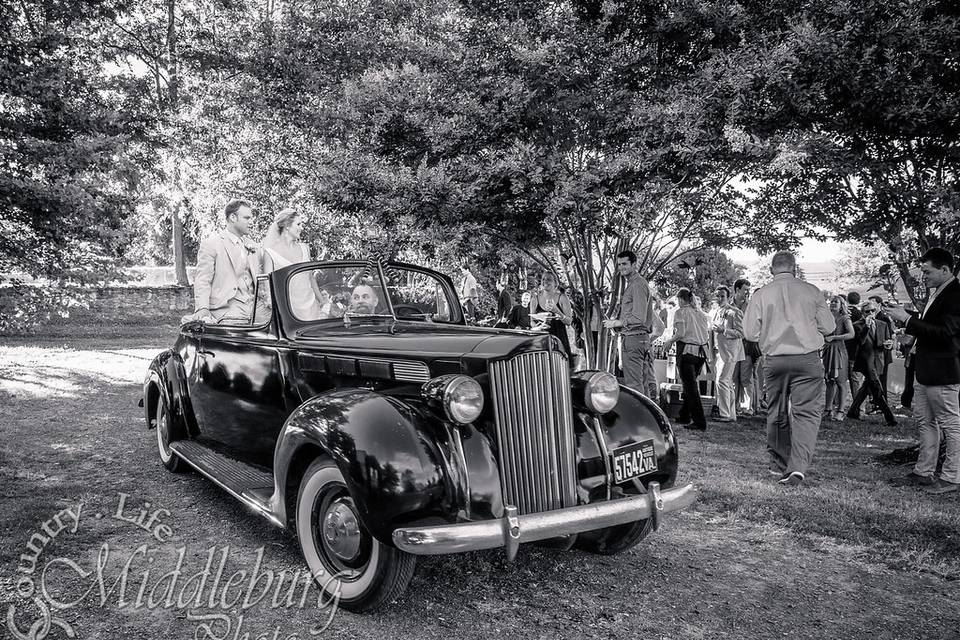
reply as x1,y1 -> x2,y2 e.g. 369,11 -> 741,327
191,199 -> 263,324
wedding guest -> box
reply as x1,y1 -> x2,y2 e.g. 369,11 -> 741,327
658,298 -> 669,331
846,301 -> 897,425
192,199 -> 263,324
733,278 -> 757,416
661,288 -> 711,431
751,287 -> 768,415
743,251 -> 835,486
317,287 -> 344,319
823,295 -> 855,421
569,289 -> 587,364
588,290 -> 606,350
508,291 -> 533,329
603,250 -> 658,398
495,274 -> 513,328
845,291 -> 864,410
262,208 -> 323,319
886,247 -> 960,494
530,272 -> 574,357
710,285 -> 745,423
868,294 -> 897,399
459,264 -> 479,322
899,326 -> 917,410
648,294 -> 668,359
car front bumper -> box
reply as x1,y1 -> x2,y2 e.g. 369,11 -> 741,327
392,482 -> 696,559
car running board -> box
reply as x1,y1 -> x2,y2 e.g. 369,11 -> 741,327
169,441 -> 282,527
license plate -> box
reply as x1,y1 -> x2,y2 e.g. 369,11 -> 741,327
611,440 -> 657,484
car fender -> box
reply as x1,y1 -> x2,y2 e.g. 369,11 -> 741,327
573,384 -> 679,502
144,350 -> 194,438
270,388 -> 465,546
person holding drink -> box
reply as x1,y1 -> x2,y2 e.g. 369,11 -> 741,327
846,300 -> 897,426
530,272 -> 574,357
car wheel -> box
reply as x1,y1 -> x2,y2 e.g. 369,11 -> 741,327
155,394 -> 186,473
577,518 -> 653,555
296,458 -> 417,613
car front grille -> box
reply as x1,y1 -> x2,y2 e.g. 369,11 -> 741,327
488,350 -> 577,514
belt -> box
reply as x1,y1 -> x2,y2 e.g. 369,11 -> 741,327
765,350 -> 821,358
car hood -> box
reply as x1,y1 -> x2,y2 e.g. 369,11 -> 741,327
293,321 -> 560,361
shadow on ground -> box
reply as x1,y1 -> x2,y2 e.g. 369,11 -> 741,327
1,335 -> 958,640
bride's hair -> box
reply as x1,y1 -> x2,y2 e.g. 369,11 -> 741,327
263,208 -> 300,247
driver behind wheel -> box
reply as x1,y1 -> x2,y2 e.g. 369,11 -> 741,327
349,284 -> 380,315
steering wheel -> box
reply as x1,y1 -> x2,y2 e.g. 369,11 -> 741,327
393,304 -> 428,318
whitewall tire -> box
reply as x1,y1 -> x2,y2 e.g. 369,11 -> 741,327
296,458 -> 416,612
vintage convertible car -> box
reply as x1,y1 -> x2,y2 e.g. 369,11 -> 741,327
142,259 -> 696,612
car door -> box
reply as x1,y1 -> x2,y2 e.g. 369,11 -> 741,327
189,276 -> 289,468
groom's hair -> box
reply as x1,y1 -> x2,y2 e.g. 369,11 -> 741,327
224,199 -> 250,221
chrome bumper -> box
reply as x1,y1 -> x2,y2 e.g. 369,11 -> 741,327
392,482 -> 696,559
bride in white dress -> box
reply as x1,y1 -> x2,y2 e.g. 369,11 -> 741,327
262,209 -> 323,319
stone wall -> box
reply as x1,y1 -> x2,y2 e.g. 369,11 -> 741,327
86,285 -> 195,317
0,284 -> 195,327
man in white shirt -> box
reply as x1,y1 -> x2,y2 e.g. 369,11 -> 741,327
743,251 -> 835,486
459,264 -> 479,322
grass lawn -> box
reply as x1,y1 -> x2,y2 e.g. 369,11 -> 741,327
1,320 -> 958,639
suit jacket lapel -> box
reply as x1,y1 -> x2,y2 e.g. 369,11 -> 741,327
923,278 -> 959,319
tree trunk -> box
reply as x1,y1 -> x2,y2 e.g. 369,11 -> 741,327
171,166 -> 188,285
167,0 -> 189,285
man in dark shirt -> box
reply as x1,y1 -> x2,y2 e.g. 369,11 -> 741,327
887,248 -> 960,494
508,291 -> 533,329
494,274 -> 513,328
868,294 -> 896,399
732,278 -> 757,416
847,301 -> 897,426
845,291 -> 864,412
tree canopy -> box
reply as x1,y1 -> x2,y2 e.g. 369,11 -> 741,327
3,0 -> 959,332
1,0 -> 154,282
728,0 -> 960,300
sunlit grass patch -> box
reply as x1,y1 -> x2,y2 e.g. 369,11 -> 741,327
682,414 -> 960,581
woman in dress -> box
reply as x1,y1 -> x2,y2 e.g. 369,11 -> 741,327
823,295 -> 855,421
262,209 -> 323,319
529,272 -> 574,358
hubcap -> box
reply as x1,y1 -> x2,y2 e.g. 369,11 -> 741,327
322,498 -> 362,563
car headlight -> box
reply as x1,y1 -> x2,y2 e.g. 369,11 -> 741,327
584,371 -> 619,414
422,375 -> 485,424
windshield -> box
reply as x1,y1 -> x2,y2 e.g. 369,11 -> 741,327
286,262 -> 459,324
382,264 -> 455,322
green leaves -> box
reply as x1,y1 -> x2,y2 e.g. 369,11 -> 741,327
728,0 -> 960,261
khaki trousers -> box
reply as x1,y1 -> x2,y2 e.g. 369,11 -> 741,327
913,383 -> 960,483
735,354 -> 756,413
715,342 -> 741,420
763,352 -> 826,475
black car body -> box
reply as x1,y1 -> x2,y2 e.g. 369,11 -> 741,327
143,259 -> 695,611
